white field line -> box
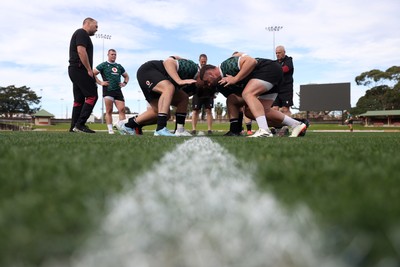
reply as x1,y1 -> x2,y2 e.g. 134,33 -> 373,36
71,138 -> 347,267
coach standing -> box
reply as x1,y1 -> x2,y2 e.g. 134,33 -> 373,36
272,45 -> 294,116
68,17 -> 98,133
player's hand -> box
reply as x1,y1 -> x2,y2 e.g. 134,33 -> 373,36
88,69 -> 94,77
177,79 -> 197,86
218,74 -> 236,87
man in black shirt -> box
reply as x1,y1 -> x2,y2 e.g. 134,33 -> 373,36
272,45 -> 294,116
191,54 -> 215,135
68,17 -> 98,133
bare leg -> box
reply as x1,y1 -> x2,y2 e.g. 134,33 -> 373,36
241,80 -> 270,130
226,94 -> 244,119
171,90 -> 189,113
135,100 -> 159,126
153,80 -> 175,115
115,100 -> 126,121
104,98 -> 114,125
206,108 -> 213,131
192,110 -> 199,131
280,106 -> 292,116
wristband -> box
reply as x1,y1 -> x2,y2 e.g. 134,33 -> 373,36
123,81 -> 127,85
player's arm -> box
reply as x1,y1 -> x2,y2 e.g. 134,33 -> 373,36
77,45 -> 93,77
232,51 -> 246,57
93,68 -> 102,85
236,55 -> 257,81
282,57 -> 293,73
219,55 -> 257,87
163,57 -> 196,86
168,55 -> 183,60
93,68 -> 108,86
120,72 -> 129,87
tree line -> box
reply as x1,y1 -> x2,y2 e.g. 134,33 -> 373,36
353,66 -> 400,114
0,85 -> 41,118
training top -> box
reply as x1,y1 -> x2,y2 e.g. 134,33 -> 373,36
69,28 -> 93,68
176,59 -> 199,80
219,56 -> 273,82
220,56 -> 241,77
95,61 -> 126,91
216,57 -> 282,97
276,55 -> 294,93
171,59 -> 199,95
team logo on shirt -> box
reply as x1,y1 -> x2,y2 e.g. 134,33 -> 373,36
146,80 -> 153,88
112,67 -> 118,73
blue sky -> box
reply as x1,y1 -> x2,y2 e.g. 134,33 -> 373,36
1,0 -> 399,118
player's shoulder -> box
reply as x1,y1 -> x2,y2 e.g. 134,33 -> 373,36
96,61 -> 107,68
75,28 -> 89,38
75,28 -> 86,34
114,62 -> 124,68
179,58 -> 197,65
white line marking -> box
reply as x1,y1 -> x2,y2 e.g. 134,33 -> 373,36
71,138 -> 347,267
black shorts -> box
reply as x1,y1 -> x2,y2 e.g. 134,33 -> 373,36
273,90 -> 293,107
192,95 -> 214,110
181,84 -> 197,97
103,88 -> 125,102
68,66 -> 98,102
247,59 -> 283,95
217,84 -> 244,98
136,60 -> 171,102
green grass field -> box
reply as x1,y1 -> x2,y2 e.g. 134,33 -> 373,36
1,126 -> 400,267
30,120 -> 400,133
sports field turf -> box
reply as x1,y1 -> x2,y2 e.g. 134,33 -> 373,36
1,129 -> 399,267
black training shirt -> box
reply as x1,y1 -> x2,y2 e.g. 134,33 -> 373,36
69,28 -> 93,68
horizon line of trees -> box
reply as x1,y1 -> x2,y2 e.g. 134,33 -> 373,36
352,66 -> 400,115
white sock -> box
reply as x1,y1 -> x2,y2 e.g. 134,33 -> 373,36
282,115 -> 301,128
177,124 -> 185,133
107,124 -> 113,131
255,116 -> 269,130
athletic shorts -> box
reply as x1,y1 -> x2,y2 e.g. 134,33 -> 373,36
246,59 -> 282,95
136,60 -> 172,102
273,90 -> 293,107
217,84 -> 244,98
181,84 -> 197,96
103,88 -> 125,102
192,94 -> 214,110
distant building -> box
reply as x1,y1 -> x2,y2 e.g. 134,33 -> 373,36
32,109 -> 54,125
359,110 -> 400,126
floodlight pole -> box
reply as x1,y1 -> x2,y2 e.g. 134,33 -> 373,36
138,90 -> 142,114
60,98 -> 64,119
95,33 -> 112,123
265,26 -> 283,59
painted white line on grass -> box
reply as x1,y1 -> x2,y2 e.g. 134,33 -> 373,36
71,138 -> 346,267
